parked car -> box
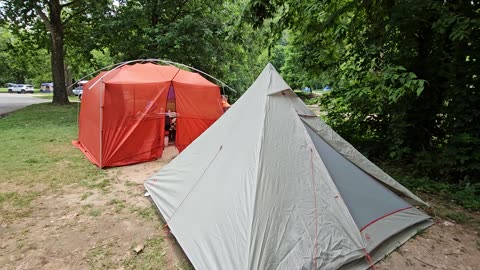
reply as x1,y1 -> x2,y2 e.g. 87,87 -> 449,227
72,86 -> 83,96
7,83 -> 16,93
12,84 -> 34,94
72,86 -> 84,100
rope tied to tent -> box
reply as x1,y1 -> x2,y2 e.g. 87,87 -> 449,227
309,147 -> 319,269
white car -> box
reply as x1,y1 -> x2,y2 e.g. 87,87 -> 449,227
7,83 -> 16,93
12,84 -> 34,94
72,86 -> 83,100
72,86 -> 83,96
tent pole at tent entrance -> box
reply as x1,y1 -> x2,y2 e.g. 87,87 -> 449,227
99,83 -> 103,168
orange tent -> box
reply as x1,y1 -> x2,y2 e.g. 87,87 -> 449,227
73,63 -> 223,168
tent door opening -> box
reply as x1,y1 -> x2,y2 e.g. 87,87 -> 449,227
165,84 -> 177,147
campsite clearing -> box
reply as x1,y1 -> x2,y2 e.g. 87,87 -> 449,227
0,103 -> 479,269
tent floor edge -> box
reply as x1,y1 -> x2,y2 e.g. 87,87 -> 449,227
340,219 -> 434,270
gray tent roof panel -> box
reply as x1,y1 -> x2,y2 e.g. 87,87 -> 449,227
301,116 -> 427,206
304,123 -> 411,230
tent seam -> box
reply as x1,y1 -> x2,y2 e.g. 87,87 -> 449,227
246,70 -> 271,270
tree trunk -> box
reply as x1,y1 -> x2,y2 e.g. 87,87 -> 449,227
49,1 -> 69,105
65,63 -> 73,96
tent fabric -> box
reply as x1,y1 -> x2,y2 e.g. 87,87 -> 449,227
301,116 -> 427,206
304,123 -> 412,229
144,63 -> 433,270
73,63 -> 223,168
173,80 -> 224,152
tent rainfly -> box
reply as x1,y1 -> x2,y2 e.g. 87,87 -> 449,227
73,63 -> 224,168
145,63 -> 434,270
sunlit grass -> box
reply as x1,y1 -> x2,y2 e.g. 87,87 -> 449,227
0,103 -> 106,214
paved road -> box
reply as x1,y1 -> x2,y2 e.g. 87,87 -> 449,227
0,93 -> 49,115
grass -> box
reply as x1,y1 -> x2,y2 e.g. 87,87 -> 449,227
444,211 -> 471,224
0,102 -> 174,268
176,260 -> 195,270
0,87 -> 9,93
0,103 -> 105,186
0,191 -> 40,221
81,191 -> 94,200
89,208 -> 102,217
0,103 -> 107,219
123,236 -> 168,270
32,93 -> 80,102
86,242 -> 119,269
108,198 -> 126,213
381,163 -> 480,233
381,162 -> 480,211
129,206 -> 158,221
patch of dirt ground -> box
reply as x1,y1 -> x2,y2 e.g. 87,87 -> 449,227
377,219 -> 480,270
0,146 -> 188,270
1,146 -> 479,269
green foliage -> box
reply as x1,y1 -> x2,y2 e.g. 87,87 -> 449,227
246,0 -> 480,184
385,164 -> 480,210
445,211 -> 471,224
0,26 -> 51,86
294,90 -> 320,105
2,1 -> 267,99
453,183 -> 480,210
89,0 -> 265,97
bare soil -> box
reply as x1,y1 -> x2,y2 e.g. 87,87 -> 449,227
1,146 -> 479,270
377,219 -> 480,270
0,146 -> 188,270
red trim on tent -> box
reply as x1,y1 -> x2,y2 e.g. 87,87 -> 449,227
360,206 -> 413,232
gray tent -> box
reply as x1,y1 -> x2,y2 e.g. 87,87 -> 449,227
145,63 -> 433,269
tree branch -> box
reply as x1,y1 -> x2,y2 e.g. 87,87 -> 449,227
61,0 -> 81,8
62,6 -> 88,26
169,0 -> 190,24
33,4 -> 52,32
